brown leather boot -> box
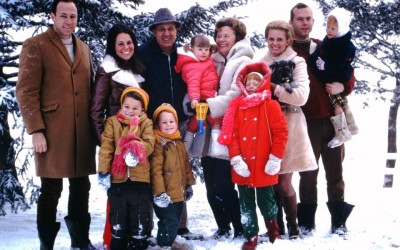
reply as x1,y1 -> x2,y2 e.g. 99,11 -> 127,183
274,186 -> 285,235
265,218 -> 281,243
241,235 -> 258,250
282,194 -> 300,239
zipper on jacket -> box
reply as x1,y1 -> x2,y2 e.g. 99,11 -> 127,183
164,51 -> 174,106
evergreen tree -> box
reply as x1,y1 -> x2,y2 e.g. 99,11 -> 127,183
0,0 -> 249,214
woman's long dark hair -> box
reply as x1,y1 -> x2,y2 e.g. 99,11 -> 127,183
105,24 -> 145,74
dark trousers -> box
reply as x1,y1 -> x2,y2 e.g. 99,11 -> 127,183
37,176 -> 90,226
107,180 -> 152,239
154,202 -> 184,247
299,118 -> 345,204
202,156 -> 243,233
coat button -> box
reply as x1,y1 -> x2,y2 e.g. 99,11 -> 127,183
243,137 -> 247,141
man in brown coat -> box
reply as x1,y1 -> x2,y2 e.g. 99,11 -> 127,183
16,0 -> 96,249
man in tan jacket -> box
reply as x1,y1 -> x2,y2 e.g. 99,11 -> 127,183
16,0 -> 96,249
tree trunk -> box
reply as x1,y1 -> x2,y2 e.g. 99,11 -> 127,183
384,92 -> 400,187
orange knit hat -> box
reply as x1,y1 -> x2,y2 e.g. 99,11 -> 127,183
120,87 -> 149,111
153,103 -> 178,123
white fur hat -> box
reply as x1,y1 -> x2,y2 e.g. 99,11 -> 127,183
328,7 -> 352,37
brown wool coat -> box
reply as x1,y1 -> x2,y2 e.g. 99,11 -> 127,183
98,115 -> 155,183
16,27 -> 96,178
151,139 -> 195,203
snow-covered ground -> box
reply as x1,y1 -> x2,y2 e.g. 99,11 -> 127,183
1,94 -> 400,250
1,1 -> 399,249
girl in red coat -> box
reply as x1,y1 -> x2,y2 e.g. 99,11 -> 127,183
219,62 -> 288,250
174,34 -> 227,157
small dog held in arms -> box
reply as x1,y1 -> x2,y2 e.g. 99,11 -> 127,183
270,60 -> 296,93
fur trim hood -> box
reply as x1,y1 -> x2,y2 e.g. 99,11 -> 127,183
100,54 -> 145,87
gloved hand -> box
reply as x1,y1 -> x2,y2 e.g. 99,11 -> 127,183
185,185 -> 193,201
124,151 -> 139,168
230,155 -> 250,177
316,57 -> 325,70
265,154 -> 282,175
98,173 -> 111,190
153,192 -> 172,208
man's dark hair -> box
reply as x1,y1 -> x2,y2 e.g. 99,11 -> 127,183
290,3 -> 309,21
105,24 -> 145,74
51,0 -> 77,14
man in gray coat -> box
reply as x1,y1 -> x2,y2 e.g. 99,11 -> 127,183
16,0 -> 96,249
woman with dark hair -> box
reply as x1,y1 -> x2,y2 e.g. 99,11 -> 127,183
90,23 -> 147,249
91,23 -> 145,146
188,17 -> 254,240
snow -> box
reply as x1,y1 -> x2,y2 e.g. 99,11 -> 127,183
1,94 -> 400,250
1,0 -> 400,249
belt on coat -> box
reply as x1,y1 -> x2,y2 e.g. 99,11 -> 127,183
280,104 -> 301,113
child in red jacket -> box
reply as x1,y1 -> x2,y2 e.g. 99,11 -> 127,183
219,62 -> 288,249
175,34 -> 227,157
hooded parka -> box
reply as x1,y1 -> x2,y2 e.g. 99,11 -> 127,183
224,63 -> 288,187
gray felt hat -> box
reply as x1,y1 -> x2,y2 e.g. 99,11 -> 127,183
149,8 -> 181,30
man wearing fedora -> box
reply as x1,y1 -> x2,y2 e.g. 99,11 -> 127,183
138,8 -> 203,242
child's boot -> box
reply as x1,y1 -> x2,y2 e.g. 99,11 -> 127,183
184,131 -> 195,151
328,113 -> 352,148
242,235 -> 258,250
265,218 -> 281,243
344,109 -> 358,135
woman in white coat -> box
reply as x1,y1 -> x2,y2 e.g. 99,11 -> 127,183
197,17 -> 254,239
260,20 -> 318,239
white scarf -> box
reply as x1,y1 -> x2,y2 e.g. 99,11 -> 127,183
100,54 -> 145,87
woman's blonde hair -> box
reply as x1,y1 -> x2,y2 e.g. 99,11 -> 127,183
264,20 -> 293,45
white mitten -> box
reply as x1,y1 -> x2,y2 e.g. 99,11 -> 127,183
230,155 -> 251,177
153,192 -> 172,208
316,57 -> 325,70
124,151 -> 139,168
265,154 -> 282,175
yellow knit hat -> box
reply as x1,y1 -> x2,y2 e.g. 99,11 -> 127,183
120,87 -> 149,111
153,103 -> 178,123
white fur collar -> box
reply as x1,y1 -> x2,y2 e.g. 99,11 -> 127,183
100,54 -> 145,87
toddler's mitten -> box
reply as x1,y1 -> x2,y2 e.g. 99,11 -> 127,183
124,151 -> 139,168
185,185 -> 193,201
265,154 -> 282,175
230,155 -> 250,177
316,57 -> 325,70
98,173 -> 111,190
153,192 -> 172,208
